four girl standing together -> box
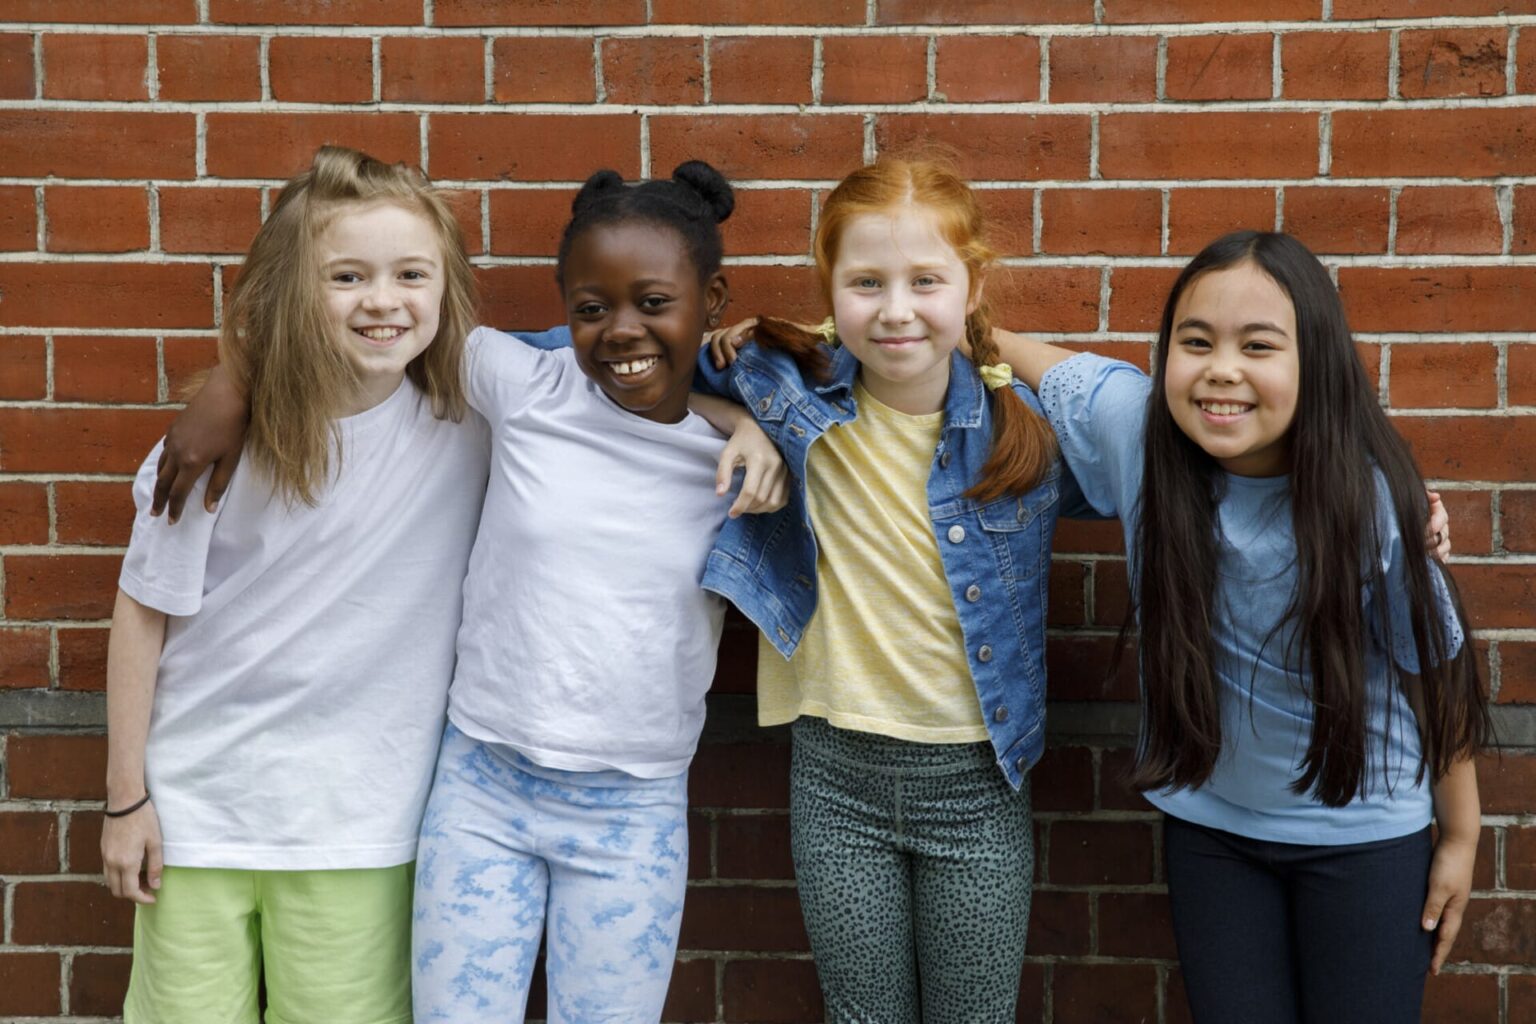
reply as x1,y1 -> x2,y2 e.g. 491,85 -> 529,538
102,140 -> 1484,1024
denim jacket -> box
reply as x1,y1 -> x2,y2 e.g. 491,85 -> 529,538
696,340 -> 1093,789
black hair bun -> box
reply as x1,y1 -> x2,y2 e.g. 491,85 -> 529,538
572,169 -> 626,214
671,161 -> 734,224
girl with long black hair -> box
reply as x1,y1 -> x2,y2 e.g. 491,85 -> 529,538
990,230 -> 1489,1024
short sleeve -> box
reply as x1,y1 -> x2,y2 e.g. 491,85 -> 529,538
464,326 -> 566,419
1037,352 -> 1152,518
1371,502 -> 1465,673
117,441 -> 222,617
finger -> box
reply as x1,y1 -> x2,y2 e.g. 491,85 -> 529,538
716,449 -> 738,496
151,448 -> 174,517
105,864 -> 121,899
1431,901 -> 1465,974
204,452 -> 241,513
146,840 -> 164,893
164,467 -> 197,525
1420,887 -> 1448,932
118,854 -> 146,904
710,337 -> 729,371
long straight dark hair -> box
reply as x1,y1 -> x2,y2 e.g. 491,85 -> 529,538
1130,230 -> 1489,805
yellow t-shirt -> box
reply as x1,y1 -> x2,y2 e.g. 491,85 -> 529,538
757,381 -> 988,742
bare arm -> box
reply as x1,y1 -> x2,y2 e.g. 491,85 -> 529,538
1422,754 -> 1480,973
687,393 -> 789,519
153,363 -> 250,522
102,589 -> 168,904
989,328 -> 1080,391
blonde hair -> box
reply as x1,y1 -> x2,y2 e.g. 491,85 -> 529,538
221,145 -> 477,506
757,153 -> 1057,501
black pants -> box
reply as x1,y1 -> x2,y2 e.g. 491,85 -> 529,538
1163,814 -> 1434,1024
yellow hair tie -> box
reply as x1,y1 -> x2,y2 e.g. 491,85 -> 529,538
813,317 -> 839,345
979,363 -> 1013,391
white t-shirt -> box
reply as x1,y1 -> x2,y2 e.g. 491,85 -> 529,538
118,379 -> 490,870
448,328 -> 732,778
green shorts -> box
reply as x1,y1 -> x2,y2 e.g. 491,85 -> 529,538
123,863 -> 413,1024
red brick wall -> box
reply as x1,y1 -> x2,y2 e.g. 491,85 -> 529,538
1,2 -> 1533,1021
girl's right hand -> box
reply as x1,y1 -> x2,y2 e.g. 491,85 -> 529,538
704,317 -> 759,370
101,798 -> 165,904
151,366 -> 250,523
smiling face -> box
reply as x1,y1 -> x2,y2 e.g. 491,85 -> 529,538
318,201 -> 445,414
1163,259 -> 1301,477
562,221 -> 728,424
829,206 -> 977,416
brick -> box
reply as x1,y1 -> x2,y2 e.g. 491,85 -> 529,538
603,36 -> 703,105
5,553 -> 121,621
1099,892 -> 1177,958
1052,963 -> 1159,1023
822,35 -> 927,104
0,407 -> 174,476
269,36 -> 373,103
1098,747 -> 1157,812
1504,491 -> 1536,553
1167,188 -> 1275,256
0,627 -> 50,688
0,952 -> 61,1016
1026,888 -> 1091,955
1048,637 -> 1138,703
0,262 -> 211,329
7,733 -> 107,799
58,626 -> 109,692
1335,0 -> 1536,13
1282,186 -> 1389,255
679,886 -> 808,951
1509,824 -> 1536,887
1108,264 -> 1181,332
1048,35 -> 1157,103
688,742 -> 790,809
1521,32 -> 1536,94
13,881 -> 134,946
710,614 -> 759,695
709,36 -> 813,105
1049,821 -> 1155,884
721,958 -> 824,1022
0,32 -> 32,98
1094,559 -> 1131,626
1040,188 -> 1161,256
1393,417 -> 1536,483
0,185 -> 35,251
658,0 -> 860,20
68,810 -> 105,872
1048,561 -> 1087,628
1512,344 -> 1536,405
487,187 -> 573,258
42,32 -> 146,100
1103,112 -> 1317,181
1421,971 -> 1500,1023
1,0 -> 195,18
163,336 -> 220,397
1018,963 -> 1047,1022
1281,30 -> 1390,100
975,187 -> 1035,258
43,186 -> 149,255
439,187 -> 483,255
706,264 -> 822,326
478,266 -> 568,332
209,0 -> 420,23
0,481 -> 48,545
1498,640 -> 1536,705
1107,0 -> 1320,17
716,814 -> 794,879
55,481 -> 135,548
721,188 -> 813,257
1032,747 -> 1094,812
992,267 -> 1101,333
659,957 -> 715,1021
0,811 -> 59,873
1396,186 -> 1502,255
206,113 -> 419,179
432,114 -> 637,182
1456,564 -> 1536,628
0,111 -> 195,179
69,954 -> 133,1018
653,114 -> 863,182
880,0 -> 1092,20
1166,33 -> 1273,101
159,186 -> 262,255
1388,343 -> 1497,409
1429,489 -> 1491,556
1457,897 -> 1536,965
934,36 -> 1039,102
382,36 -> 483,104
156,34 -> 260,101
877,114 -> 1091,181
1514,975 -> 1536,1024
1398,28 -> 1507,99
492,37 -> 593,102
1339,267 -> 1536,333
1333,108 -> 1536,178
435,0 -> 644,24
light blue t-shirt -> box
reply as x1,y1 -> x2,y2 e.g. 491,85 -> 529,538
1039,353 -> 1460,845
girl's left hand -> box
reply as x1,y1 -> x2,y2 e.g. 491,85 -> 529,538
717,417 -> 788,518
704,317 -> 759,370
1421,833 -> 1477,973
1425,490 -> 1451,563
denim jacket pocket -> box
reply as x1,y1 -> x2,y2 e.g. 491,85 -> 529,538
734,374 -> 792,426
975,481 -> 1058,583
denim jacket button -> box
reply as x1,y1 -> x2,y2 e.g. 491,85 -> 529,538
993,705 -> 1009,723
776,627 -> 790,643
947,524 -> 966,544
940,450 -> 951,468
977,644 -> 993,663
1016,756 -> 1027,774
964,584 -> 981,602
757,396 -> 772,413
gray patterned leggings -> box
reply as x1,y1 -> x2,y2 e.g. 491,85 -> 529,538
789,717 -> 1035,1024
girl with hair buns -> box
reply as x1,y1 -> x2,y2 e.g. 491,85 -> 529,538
147,157 -> 788,1023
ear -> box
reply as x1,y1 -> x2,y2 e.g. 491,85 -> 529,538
705,271 -> 729,325
966,269 -> 986,316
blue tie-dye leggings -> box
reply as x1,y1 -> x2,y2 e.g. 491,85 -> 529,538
412,723 -> 689,1023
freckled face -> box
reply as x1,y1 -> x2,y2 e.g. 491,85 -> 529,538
1163,260 -> 1301,477
319,201 -> 445,413
562,222 -> 728,424
830,207 -> 977,416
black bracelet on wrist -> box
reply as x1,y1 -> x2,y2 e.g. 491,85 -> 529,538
104,792 -> 151,818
